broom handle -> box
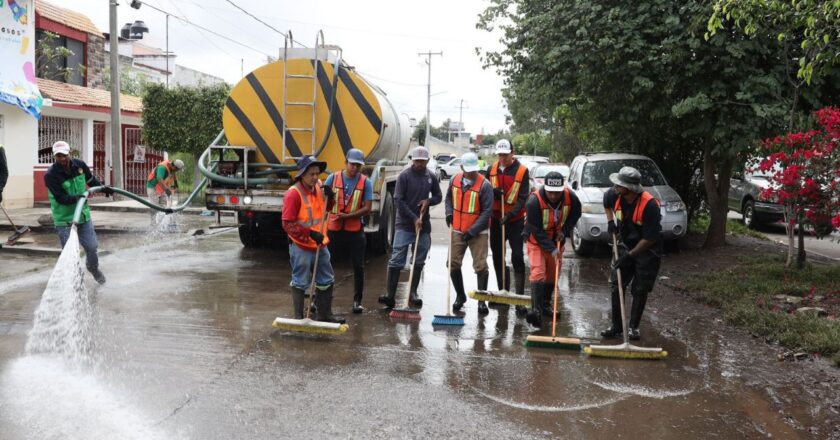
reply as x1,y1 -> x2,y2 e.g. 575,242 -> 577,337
500,196 -> 506,291
305,189 -> 331,320
406,227 -> 421,308
612,233 -> 629,345
551,240 -> 562,339
445,222 -> 454,316
0,204 -> 19,230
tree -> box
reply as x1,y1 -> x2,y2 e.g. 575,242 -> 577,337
142,83 -> 230,185
412,117 -> 449,144
758,107 -> 840,268
478,0 -> 839,247
36,31 -> 85,82
103,67 -> 151,97
708,0 -> 840,84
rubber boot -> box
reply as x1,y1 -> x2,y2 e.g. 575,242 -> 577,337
352,268 -> 364,314
291,287 -> 306,319
316,285 -> 346,324
89,268 -> 106,285
451,270 -> 467,312
378,267 -> 400,309
600,285 -> 624,338
628,290 -> 648,340
542,283 -> 557,317
514,271 -> 527,316
409,264 -> 424,308
476,270 -> 489,315
526,281 -> 544,327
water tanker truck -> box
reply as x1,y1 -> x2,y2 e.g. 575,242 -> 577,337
198,33 -> 412,252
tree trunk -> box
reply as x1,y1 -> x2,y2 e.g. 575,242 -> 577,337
783,206 -> 794,268
702,146 -> 732,248
797,210 -> 807,269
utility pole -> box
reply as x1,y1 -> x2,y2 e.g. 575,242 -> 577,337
109,0 -> 123,189
165,13 -> 169,87
457,98 -> 467,146
418,50 -> 442,147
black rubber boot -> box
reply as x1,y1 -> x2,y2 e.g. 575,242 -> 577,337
378,267 -> 400,309
600,285 -> 624,338
514,271 -> 527,316
476,270 -> 489,315
451,270 -> 467,312
629,290 -> 649,333
291,287 -> 306,319
526,281 -> 544,327
89,268 -> 106,285
409,265 -> 424,308
316,285 -> 346,324
352,268 -> 364,314
542,283 -> 557,317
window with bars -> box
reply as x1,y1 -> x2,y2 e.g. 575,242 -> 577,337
38,116 -> 84,164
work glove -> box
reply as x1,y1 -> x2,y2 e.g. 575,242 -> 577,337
164,188 -> 172,197
462,232 -> 473,242
445,214 -> 453,227
309,230 -> 325,245
493,187 -> 504,200
551,248 -> 561,259
612,252 -> 634,270
102,186 -> 115,197
607,220 -> 617,236
556,233 -> 566,247
322,186 -> 334,200
500,213 -> 513,225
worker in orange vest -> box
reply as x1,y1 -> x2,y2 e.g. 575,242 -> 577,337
486,139 -> 530,315
522,171 -> 581,328
281,156 -> 344,324
444,152 -> 493,313
146,159 -> 184,225
325,148 -> 373,314
601,166 -> 662,341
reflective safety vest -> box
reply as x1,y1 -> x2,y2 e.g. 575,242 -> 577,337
614,191 -> 658,226
147,160 -> 177,195
451,173 -> 487,234
288,182 -> 330,251
328,171 -> 367,232
528,188 -> 571,245
489,161 -> 527,221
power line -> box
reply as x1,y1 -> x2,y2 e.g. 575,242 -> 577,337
140,1 -> 273,57
221,0 -> 308,47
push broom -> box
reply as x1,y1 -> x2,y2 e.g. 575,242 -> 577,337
584,234 -> 666,360
525,241 -> 585,350
1,204 -> 30,246
389,227 -> 422,321
273,198 -> 349,335
468,194 -> 529,306
432,224 -> 465,326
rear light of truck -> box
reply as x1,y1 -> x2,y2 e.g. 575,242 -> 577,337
230,196 -> 239,204
215,195 -> 225,203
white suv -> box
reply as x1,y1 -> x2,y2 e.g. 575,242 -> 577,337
567,153 -> 687,256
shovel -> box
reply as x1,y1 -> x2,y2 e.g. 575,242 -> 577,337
1,204 -> 30,245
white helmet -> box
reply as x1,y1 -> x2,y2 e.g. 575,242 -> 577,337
173,159 -> 185,170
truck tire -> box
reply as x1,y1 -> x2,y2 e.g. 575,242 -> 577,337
572,224 -> 595,257
742,200 -> 757,229
238,213 -> 260,248
367,191 -> 395,255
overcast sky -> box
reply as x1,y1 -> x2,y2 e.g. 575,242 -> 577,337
48,0 -> 510,135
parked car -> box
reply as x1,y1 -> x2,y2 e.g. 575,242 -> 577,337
530,163 -> 571,190
434,153 -> 456,164
437,157 -> 462,180
566,153 -> 687,256
728,160 -> 784,229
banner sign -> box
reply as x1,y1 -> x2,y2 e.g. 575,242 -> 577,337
0,0 -> 42,119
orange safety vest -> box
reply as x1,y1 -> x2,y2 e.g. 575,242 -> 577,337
147,160 -> 177,195
489,161 -> 527,221
528,188 -> 571,245
288,182 -> 330,251
614,191 -> 659,226
328,172 -> 368,232
451,173 -> 487,234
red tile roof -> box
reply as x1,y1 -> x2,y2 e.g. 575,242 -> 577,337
36,0 -> 102,36
37,78 -> 143,113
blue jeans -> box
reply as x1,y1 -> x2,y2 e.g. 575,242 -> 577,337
288,244 -> 334,290
56,220 -> 99,271
388,229 -> 431,270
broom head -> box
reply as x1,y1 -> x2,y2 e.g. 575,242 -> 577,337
389,307 -> 421,321
524,335 -> 583,350
272,317 -> 349,335
432,314 -> 465,326
468,290 -> 530,306
584,343 -> 667,360
6,226 -> 30,245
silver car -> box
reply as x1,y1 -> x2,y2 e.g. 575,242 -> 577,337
567,153 -> 688,256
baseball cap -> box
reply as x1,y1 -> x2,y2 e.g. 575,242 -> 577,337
543,171 -> 565,192
495,139 -> 512,154
52,141 -> 71,156
461,152 -> 480,172
346,148 -> 365,165
409,146 -> 430,161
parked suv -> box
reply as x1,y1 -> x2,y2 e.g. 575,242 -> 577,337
728,161 -> 784,228
567,153 -> 688,256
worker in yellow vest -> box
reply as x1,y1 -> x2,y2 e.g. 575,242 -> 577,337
281,156 -> 344,324
601,167 -> 662,341
522,171 -> 581,328
325,148 -> 373,314
444,152 -> 493,313
146,159 -> 184,225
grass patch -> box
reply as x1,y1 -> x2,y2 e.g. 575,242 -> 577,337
685,255 -> 840,365
689,215 -> 768,240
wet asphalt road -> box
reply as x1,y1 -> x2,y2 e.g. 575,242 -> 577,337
0,208 -> 827,439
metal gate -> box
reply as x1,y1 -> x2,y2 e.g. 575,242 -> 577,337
38,116 -> 84,164
91,121 -> 107,182
123,126 -> 163,195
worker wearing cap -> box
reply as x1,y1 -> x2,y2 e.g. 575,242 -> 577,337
282,156 -> 344,324
601,166 -> 662,341
378,146 -> 442,309
522,171 -> 581,328
44,141 -> 114,284
146,158 -> 184,226
445,152 -> 493,313
486,139 -> 530,315
325,148 -> 373,314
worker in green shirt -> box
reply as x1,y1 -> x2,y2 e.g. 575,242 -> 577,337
146,159 -> 184,226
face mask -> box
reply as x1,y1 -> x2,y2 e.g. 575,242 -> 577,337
462,177 -> 473,186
